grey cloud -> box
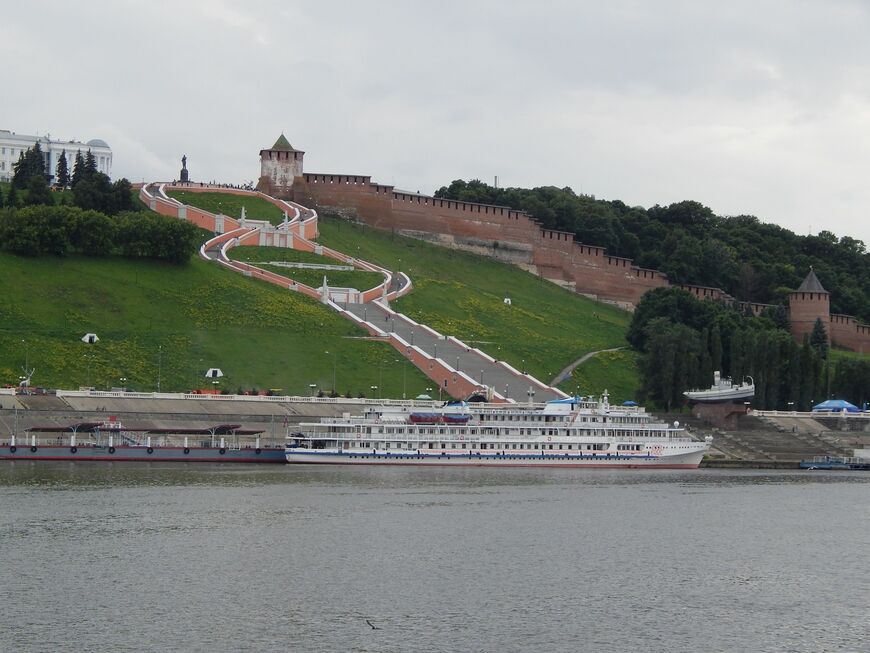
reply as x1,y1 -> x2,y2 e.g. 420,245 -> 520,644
5,0 -> 870,244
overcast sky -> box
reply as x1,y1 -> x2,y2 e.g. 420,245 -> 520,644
5,1 -> 870,244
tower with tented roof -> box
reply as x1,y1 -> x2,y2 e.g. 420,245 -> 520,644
257,134 -> 304,199
789,268 -> 830,343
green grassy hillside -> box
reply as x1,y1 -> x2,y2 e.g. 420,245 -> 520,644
4,188 -> 641,400
0,252 -> 433,397
315,215 -> 639,399
166,190 -> 286,225
171,191 -> 641,399
229,246 -> 385,290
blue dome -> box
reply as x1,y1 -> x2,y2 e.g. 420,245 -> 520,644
86,138 -> 109,148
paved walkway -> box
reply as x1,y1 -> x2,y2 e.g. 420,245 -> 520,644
549,347 -> 625,386
342,301 -> 562,403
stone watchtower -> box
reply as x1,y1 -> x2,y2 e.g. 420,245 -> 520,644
789,268 -> 830,343
256,134 -> 304,199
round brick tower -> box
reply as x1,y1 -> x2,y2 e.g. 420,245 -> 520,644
257,134 -> 304,199
789,268 -> 830,343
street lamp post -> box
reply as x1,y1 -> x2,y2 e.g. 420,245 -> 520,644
157,345 -> 162,392
120,377 -> 127,391
309,383 -> 317,397
371,385 -> 378,399
394,359 -> 406,399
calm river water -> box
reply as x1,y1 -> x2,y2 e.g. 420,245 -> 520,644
1,463 -> 867,653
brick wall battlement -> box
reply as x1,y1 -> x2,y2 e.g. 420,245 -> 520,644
269,138 -> 870,353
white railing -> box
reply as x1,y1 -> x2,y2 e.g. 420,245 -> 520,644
54,389 -> 444,407
262,261 -> 354,271
754,409 -> 870,419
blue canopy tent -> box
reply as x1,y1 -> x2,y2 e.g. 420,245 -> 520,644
622,400 -> 638,407
811,399 -> 860,413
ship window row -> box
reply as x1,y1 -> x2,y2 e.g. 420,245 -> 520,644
477,415 -> 650,425
342,441 -> 614,452
478,414 -> 611,424
355,427 -> 662,439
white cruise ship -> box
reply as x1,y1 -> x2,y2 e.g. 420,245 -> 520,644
286,394 -> 712,469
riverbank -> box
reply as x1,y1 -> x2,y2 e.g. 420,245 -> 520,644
702,458 -> 799,469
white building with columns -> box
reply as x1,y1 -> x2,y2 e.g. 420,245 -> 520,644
0,129 -> 112,184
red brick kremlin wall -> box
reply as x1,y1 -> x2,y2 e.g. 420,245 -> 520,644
283,171 -> 870,352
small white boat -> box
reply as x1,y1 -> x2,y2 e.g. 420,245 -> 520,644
684,371 -> 754,404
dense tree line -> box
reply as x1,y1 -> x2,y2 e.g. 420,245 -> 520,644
0,204 -> 200,264
435,180 -> 870,321
630,288 -> 869,410
9,144 -> 136,216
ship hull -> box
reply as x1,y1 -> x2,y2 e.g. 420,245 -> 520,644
286,449 -> 705,469
1,445 -> 287,464
684,389 -> 755,403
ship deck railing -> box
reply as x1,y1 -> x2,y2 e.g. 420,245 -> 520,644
804,455 -> 867,465
290,432 -> 696,444
1,434 -> 267,449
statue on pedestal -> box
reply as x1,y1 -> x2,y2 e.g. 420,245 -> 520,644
180,155 -> 189,183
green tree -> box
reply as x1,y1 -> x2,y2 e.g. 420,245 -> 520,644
11,152 -> 27,188
697,328 -> 713,388
760,304 -> 789,330
797,343 -> 823,410
783,337 -> 801,407
84,150 -> 98,178
710,324 -> 723,373
56,150 -> 70,187
12,143 -> 47,189
0,205 -> 199,263
640,318 -> 700,410
24,174 -> 54,206
627,287 -> 719,351
73,172 -> 113,213
6,183 -> 18,208
729,329 -> 745,385
71,151 -> 85,188
68,209 -> 116,256
110,178 -> 135,214
0,184 -> 4,208
809,318 -> 829,359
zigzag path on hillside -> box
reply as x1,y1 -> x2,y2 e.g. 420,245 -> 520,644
549,347 -> 626,386
140,183 -> 565,403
